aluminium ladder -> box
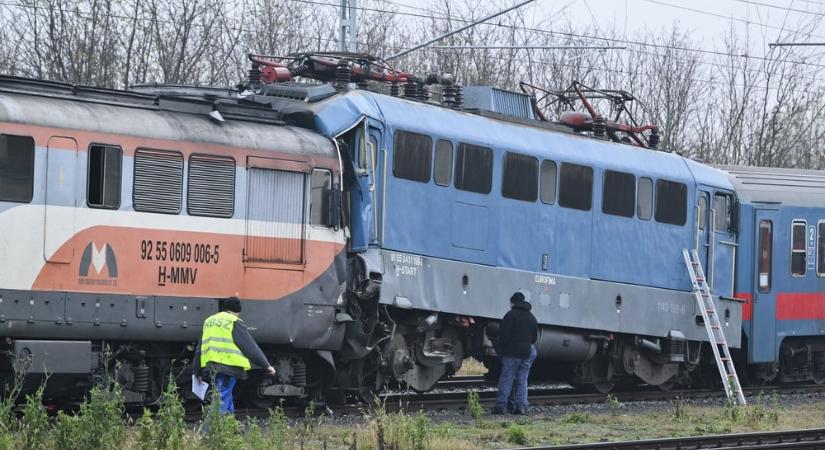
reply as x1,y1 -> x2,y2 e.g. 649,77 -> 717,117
682,248 -> 747,406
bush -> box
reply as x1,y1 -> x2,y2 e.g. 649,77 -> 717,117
505,422 -> 528,446
201,386 -> 243,450
467,390 -> 483,425
53,383 -> 126,450
267,401 -> 289,450
19,385 -> 49,450
136,376 -> 186,450
561,412 -> 590,424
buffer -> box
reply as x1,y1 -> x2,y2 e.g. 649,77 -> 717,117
683,248 -> 746,406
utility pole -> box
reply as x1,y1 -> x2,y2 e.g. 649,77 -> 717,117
339,0 -> 357,53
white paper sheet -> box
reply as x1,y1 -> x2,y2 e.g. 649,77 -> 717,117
192,374 -> 208,400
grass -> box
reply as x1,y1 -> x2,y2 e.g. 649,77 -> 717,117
1,367 -> 823,450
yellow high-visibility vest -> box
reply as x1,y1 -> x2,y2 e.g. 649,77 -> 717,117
199,311 -> 251,371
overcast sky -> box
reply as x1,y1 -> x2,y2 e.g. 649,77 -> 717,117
545,0 -> 825,53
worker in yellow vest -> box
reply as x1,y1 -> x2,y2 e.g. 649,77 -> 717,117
193,296 -> 276,414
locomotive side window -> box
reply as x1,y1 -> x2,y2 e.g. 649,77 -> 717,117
697,196 -> 707,230
133,148 -> 183,214
713,193 -> 731,232
539,160 -> 557,204
454,143 -> 493,194
637,177 -> 653,220
87,145 -> 122,209
187,154 -> 235,218
818,221 -> 825,277
392,130 -> 432,183
759,220 -> 772,293
654,179 -> 687,225
502,152 -> 538,202
433,140 -> 453,186
558,163 -> 593,211
791,220 -> 807,277
310,169 -> 332,226
602,170 -> 635,218
0,134 -> 35,203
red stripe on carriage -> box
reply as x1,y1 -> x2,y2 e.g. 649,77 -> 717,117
776,293 -> 825,320
735,292 -> 753,321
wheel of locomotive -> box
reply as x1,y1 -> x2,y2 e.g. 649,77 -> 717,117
813,370 -> 825,385
593,381 -> 615,394
241,380 -> 277,410
656,379 -> 675,392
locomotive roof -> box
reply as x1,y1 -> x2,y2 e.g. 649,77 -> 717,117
717,165 -> 825,207
0,76 -> 336,158
308,89 -> 735,191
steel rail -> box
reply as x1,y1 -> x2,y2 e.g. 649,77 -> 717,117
509,427 -> 825,450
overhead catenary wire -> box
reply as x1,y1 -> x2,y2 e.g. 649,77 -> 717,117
0,0 -> 823,94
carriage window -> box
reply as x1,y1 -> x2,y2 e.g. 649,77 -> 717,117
502,152 -> 538,202
540,160 -> 557,204
454,143 -> 493,194
655,179 -> 687,225
818,222 -> 825,277
434,140 -> 453,186
133,149 -> 183,214
713,193 -> 732,232
602,170 -> 635,218
310,169 -> 333,226
637,177 -> 653,220
187,154 -> 235,218
558,163 -> 593,211
393,130 -> 432,183
697,196 -> 707,230
759,220 -> 772,293
87,145 -> 122,209
791,220 -> 807,277
0,134 -> 35,203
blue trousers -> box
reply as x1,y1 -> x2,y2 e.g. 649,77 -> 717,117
213,373 -> 237,414
494,345 -> 537,411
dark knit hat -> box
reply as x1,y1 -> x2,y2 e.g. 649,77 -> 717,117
510,292 -> 525,303
221,296 -> 242,313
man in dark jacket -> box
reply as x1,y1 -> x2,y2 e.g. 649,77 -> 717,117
193,297 -> 276,414
493,291 -> 538,415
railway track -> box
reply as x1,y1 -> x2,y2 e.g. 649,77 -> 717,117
189,382 -> 825,421
513,427 -> 825,449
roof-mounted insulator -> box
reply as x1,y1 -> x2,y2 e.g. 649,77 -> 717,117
649,127 -> 660,149
404,79 -> 419,99
390,81 -> 400,97
593,118 -> 606,138
248,63 -> 262,88
335,59 -> 352,92
419,84 -> 430,101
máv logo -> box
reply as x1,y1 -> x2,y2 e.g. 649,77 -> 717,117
78,242 -> 118,286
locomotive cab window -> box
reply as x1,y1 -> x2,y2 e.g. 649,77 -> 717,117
602,170 -> 636,218
713,193 -> 732,232
558,162 -> 593,211
187,154 -> 235,218
791,220 -> 807,277
502,152 -> 538,202
454,143 -> 493,194
540,160 -> 557,204
393,130 -> 432,183
759,220 -> 772,292
434,140 -> 453,186
637,177 -> 653,220
0,134 -> 35,203
133,148 -> 184,214
818,221 -> 825,277
654,179 -> 687,225
310,169 -> 333,226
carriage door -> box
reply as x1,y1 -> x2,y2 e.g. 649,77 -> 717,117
348,121 -> 383,251
696,189 -> 711,272
44,136 -> 78,263
710,190 -> 737,297
751,209 -> 778,362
